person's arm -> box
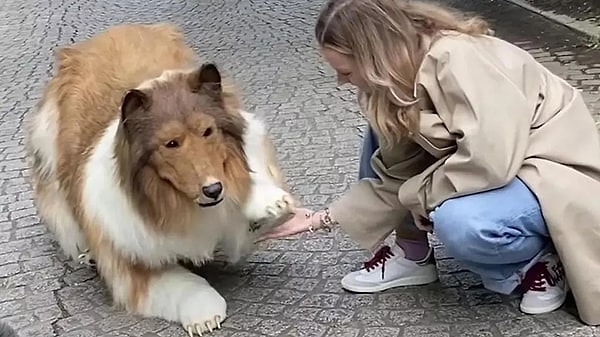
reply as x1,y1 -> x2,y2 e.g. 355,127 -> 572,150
259,92 -> 436,249
328,136 -> 436,250
399,37 -> 533,217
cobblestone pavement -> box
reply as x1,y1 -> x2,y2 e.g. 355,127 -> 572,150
1,0 -> 600,336
522,0 -> 600,24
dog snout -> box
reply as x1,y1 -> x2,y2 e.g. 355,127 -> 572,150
201,182 -> 223,200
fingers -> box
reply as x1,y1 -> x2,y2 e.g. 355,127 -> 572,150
256,227 -> 304,242
255,215 -> 315,242
255,226 -> 299,242
256,231 -> 285,242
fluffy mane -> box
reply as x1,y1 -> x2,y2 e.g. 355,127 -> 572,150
24,23 -> 296,335
111,69 -> 252,232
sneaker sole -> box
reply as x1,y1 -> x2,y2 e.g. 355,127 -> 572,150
341,270 -> 439,293
520,282 -> 570,315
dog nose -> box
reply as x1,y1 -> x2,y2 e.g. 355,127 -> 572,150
202,182 -> 223,200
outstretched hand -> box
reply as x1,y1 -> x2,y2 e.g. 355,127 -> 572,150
256,207 -> 317,242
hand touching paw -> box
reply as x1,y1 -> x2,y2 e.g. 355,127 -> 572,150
244,182 -> 296,228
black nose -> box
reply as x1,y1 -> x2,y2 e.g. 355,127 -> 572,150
202,182 -> 223,200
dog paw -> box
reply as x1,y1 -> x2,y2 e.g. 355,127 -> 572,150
244,182 -> 295,228
179,286 -> 227,336
184,315 -> 224,336
76,246 -> 96,268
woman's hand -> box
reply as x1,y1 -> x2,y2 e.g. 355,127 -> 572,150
256,207 -> 323,242
411,210 -> 434,232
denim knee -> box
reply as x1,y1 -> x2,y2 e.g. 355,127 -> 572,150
430,179 -> 549,265
358,126 -> 379,180
431,199 -> 497,262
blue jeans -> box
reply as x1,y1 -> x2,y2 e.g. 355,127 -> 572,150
358,126 -> 380,180
358,126 -> 552,294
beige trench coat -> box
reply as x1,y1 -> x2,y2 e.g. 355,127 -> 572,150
329,31 -> 600,325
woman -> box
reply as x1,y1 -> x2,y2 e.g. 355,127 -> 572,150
260,0 -> 600,324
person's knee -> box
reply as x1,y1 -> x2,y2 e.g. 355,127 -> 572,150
431,199 -> 498,260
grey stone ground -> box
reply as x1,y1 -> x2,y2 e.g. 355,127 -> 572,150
522,0 -> 600,24
1,0 -> 600,336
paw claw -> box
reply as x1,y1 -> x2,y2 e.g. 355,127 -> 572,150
185,315 -> 223,336
284,194 -> 295,207
264,194 -> 293,218
77,252 -> 96,267
194,324 -> 203,336
266,206 -> 278,216
245,184 -> 295,229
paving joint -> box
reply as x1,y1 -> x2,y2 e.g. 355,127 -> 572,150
501,0 -> 600,40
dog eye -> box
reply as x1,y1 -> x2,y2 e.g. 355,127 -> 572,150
203,127 -> 213,137
165,140 -> 179,148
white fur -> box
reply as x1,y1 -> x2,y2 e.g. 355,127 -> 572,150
29,69 -> 293,335
141,265 -> 227,331
216,110 -> 294,263
80,109 -> 290,266
29,100 -> 58,176
79,102 -> 290,332
36,183 -> 88,261
82,118 -> 233,266
27,99 -> 87,261
238,110 -> 293,225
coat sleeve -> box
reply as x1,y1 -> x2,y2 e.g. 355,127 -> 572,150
399,39 -> 534,216
329,136 -> 436,250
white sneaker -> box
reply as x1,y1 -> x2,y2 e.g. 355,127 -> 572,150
340,244 -> 439,293
520,253 -> 568,315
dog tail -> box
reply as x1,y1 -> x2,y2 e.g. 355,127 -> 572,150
0,321 -> 17,337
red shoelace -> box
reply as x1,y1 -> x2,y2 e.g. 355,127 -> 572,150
521,260 -> 564,292
363,245 -> 394,279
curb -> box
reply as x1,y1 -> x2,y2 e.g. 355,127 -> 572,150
502,0 -> 600,40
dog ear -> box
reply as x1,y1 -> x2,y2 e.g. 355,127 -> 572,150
121,89 -> 149,120
189,63 -> 222,94
120,89 -> 151,128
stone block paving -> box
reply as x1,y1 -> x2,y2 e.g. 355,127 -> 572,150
0,0 -> 599,336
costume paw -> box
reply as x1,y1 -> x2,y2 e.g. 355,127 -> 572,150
184,315 -> 223,336
244,182 -> 295,228
76,246 -> 96,267
179,286 -> 227,336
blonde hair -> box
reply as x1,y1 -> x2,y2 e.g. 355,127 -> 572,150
315,0 -> 492,145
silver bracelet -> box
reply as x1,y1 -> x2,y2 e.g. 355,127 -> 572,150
320,208 -> 337,232
306,208 -> 337,232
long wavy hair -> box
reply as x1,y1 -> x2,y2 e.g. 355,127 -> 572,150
315,0 -> 492,145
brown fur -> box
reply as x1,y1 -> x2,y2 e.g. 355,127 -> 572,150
115,67 -> 251,233
45,24 -> 250,234
25,23 -> 287,320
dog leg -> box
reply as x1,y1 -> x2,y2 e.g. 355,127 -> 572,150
26,99 -> 92,265
103,255 -> 226,336
143,266 -> 226,336
33,176 -> 90,262
30,166 -> 92,266
238,110 -> 295,228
